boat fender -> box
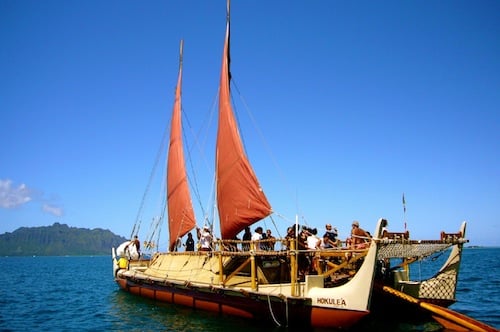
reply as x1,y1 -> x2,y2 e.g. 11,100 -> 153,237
118,257 -> 128,269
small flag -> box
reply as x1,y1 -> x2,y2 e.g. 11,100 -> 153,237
402,193 -> 407,230
402,193 -> 406,213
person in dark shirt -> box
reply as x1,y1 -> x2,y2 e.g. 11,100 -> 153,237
131,235 -> 141,258
185,232 -> 195,251
284,226 -> 296,250
242,226 -> 252,251
323,224 -> 338,248
265,229 -> 276,250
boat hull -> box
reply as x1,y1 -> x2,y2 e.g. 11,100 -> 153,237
112,219 -> 384,329
115,274 -> 369,329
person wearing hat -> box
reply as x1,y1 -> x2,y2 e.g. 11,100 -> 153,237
350,220 -> 370,249
196,225 -> 213,251
323,224 -> 339,248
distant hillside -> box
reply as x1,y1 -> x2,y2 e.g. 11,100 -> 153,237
0,223 -> 128,256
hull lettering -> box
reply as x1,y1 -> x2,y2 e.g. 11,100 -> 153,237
316,297 -> 347,306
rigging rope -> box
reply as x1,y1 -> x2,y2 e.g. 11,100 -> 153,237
182,105 -> 209,220
267,294 -> 281,327
131,119 -> 170,239
182,91 -> 221,233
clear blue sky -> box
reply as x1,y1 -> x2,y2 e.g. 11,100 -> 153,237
1,1 -> 499,246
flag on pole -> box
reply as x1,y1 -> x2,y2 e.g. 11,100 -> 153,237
402,193 -> 406,213
402,193 -> 407,230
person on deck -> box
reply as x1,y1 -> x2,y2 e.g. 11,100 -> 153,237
132,235 -> 141,258
284,226 -> 296,250
381,219 -> 389,238
306,228 -> 321,250
261,227 -> 268,249
173,237 -> 182,251
185,232 -> 195,251
251,227 -> 264,250
265,229 -> 276,251
242,226 -> 252,251
297,226 -> 312,276
197,226 -> 213,251
350,221 -> 371,249
322,224 -> 339,248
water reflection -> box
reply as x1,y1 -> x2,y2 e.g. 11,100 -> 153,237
108,289 -> 277,332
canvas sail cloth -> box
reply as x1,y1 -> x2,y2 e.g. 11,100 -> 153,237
166,41 -> 196,251
216,17 -> 272,240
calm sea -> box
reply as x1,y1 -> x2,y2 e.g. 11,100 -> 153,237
0,248 -> 498,331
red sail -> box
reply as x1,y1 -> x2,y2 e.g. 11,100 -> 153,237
216,21 -> 272,240
167,41 -> 196,251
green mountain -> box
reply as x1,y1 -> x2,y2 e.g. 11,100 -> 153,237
0,222 -> 128,256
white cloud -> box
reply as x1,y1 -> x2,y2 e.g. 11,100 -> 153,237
42,204 -> 64,217
0,179 -> 65,217
0,179 -> 32,208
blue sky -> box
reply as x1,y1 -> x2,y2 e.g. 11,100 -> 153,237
1,1 -> 499,247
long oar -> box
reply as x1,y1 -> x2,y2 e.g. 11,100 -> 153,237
381,285 -> 498,332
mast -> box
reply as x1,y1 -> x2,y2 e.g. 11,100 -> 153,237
166,40 -> 196,251
215,0 -> 272,239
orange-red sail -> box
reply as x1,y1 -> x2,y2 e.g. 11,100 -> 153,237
216,18 -> 272,240
167,40 -> 196,251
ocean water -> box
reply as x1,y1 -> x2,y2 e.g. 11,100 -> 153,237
0,248 -> 498,331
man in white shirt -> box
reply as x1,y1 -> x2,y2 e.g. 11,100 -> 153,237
251,227 -> 264,250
